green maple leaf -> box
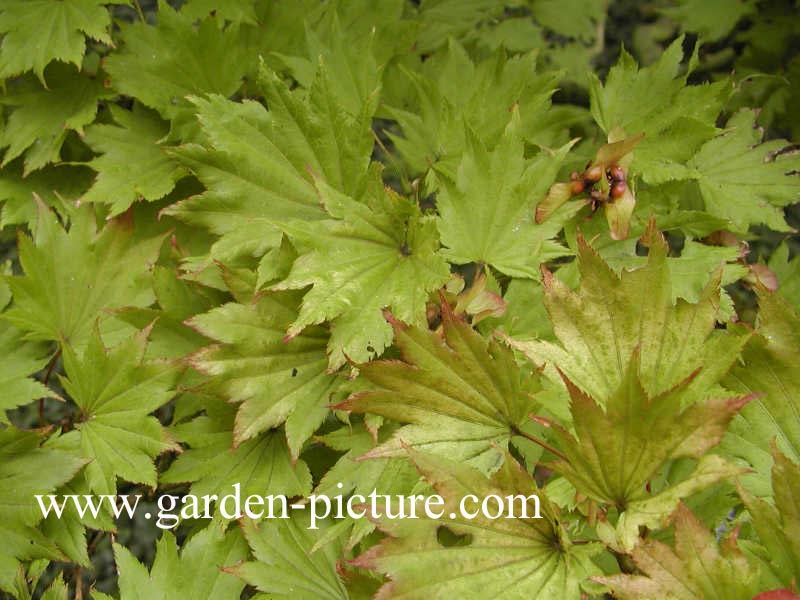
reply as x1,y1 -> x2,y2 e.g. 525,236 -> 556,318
0,64 -> 110,175
165,63 -> 374,266
187,290 -> 347,458
274,179 -> 451,369
0,0 -> 121,82
114,524 -> 248,600
685,109 -> 800,232
0,427 -> 87,594
740,449 -> 800,589
594,503 -> 760,599
2,202 -> 164,351
0,161 -> 92,227
313,422 -> 421,549
589,37 -> 728,183
230,514 -> 349,600
0,322 -> 57,420
354,450 -> 600,599
722,288 -> 800,496
337,304 -> 540,473
162,400 -> 311,504
432,111 -> 576,277
104,2 -> 249,124
56,327 -> 180,495
511,223 -> 751,406
769,243 -> 800,310
543,349 -> 749,550
386,40 -> 562,177
81,104 -> 185,216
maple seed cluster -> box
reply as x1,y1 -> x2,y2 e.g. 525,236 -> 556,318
569,164 -> 628,204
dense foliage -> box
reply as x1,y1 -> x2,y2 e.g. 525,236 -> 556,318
0,0 -> 799,598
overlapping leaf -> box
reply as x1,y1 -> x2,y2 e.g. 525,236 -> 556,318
337,303 -> 540,472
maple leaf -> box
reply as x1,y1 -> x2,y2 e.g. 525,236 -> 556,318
0,64 -> 110,175
229,514 -> 349,600
164,63 -> 374,266
113,524 -> 248,600
104,2 -> 249,125
0,161 -> 92,227
662,0 -> 757,42
313,422 -> 422,549
355,450 -> 600,599
336,303 -> 540,472
56,326 -> 180,495
0,322 -> 57,420
739,448 -> 800,590
180,0 -> 258,25
510,222 -> 751,406
432,110 -> 576,277
187,290 -> 347,458
161,400 -> 311,504
686,109 -> 800,232
769,243 -> 800,310
386,41 -> 562,177
81,104 -> 185,216
0,427 -> 87,594
542,349 -> 750,550
2,202 -> 163,351
722,288 -> 800,496
274,179 -> 451,369
594,503 -> 760,599
0,0 -> 121,83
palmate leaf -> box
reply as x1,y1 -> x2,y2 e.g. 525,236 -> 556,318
57,326 -> 180,495
511,221 -> 751,406
0,64 -> 111,175
0,322 -> 56,419
164,63 -> 375,266
104,2 -> 249,124
0,428 -> 87,594
274,179 -> 451,370
114,524 -> 248,600
686,109 -> 800,232
722,289 -> 800,496
594,503 -> 760,599
0,0 -> 121,82
2,202 -> 163,351
81,104 -> 184,216
432,110 -> 576,277
355,450 -> 600,599
187,290 -> 347,458
740,449 -> 800,590
337,303 -> 540,473
769,243 -> 800,310
543,349 -> 750,550
230,514 -> 349,600
161,399 -> 311,505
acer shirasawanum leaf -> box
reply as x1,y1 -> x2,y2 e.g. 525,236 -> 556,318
594,503 -> 760,599
230,514 -> 349,600
2,202 -> 163,351
187,290 -> 347,458
274,178 -> 451,370
0,322 -> 57,420
164,63 -> 375,267
81,104 -> 185,216
355,450 -> 601,599
722,288 -> 800,496
541,348 -> 749,550
510,221 -> 751,408
739,448 -> 800,591
0,428 -> 87,594
56,326 -> 180,496
337,303 -> 540,473
432,110 -> 576,278
113,524 -> 248,600
0,0 -> 120,83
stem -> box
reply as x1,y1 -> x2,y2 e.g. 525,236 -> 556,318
132,0 -> 146,23
511,426 -> 571,464
39,348 -> 61,427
